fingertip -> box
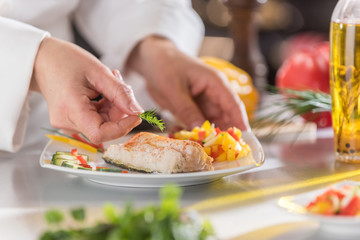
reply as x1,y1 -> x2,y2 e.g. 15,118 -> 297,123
189,119 -> 205,130
112,69 -> 123,81
129,102 -> 144,115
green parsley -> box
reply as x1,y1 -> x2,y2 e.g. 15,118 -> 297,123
40,184 -> 214,240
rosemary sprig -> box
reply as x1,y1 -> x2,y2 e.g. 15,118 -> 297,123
251,88 -> 332,136
139,109 -> 165,132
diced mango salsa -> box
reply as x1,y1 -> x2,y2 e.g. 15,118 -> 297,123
171,120 -> 251,162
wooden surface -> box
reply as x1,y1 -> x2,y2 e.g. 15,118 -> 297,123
224,0 -> 268,89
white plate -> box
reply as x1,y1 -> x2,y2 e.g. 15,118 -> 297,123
278,180 -> 360,236
40,132 -> 265,188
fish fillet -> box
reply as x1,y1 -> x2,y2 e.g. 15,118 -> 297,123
103,132 -> 214,173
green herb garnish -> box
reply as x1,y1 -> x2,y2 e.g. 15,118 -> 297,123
251,87 -> 331,139
70,208 -> 85,222
139,109 -> 165,132
44,209 -> 64,224
253,88 -> 331,125
40,185 -> 214,240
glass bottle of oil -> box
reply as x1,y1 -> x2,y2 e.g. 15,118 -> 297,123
330,0 -> 360,163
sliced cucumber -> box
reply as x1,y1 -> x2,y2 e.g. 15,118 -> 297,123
52,155 -> 77,163
52,158 -> 77,166
54,152 -> 89,161
51,151 -> 126,173
61,161 -> 91,170
96,167 -> 125,173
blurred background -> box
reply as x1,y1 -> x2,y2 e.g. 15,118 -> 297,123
193,0 -> 338,86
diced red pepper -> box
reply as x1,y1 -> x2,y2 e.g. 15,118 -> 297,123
227,128 -> 239,141
72,133 -> 104,152
76,155 -> 88,165
79,164 -> 92,169
98,143 -> 105,152
340,196 -> 360,216
215,128 -> 221,135
71,149 -> 78,156
71,148 -> 88,165
198,131 -> 206,141
210,147 -> 224,159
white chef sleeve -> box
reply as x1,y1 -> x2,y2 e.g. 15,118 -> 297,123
73,0 -> 205,70
0,17 -> 49,152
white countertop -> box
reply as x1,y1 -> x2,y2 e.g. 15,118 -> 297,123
1,123 -> 359,240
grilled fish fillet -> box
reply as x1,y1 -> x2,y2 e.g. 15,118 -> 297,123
103,132 -> 214,173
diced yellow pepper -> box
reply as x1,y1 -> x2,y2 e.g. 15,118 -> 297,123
216,133 -> 225,145
203,147 -> 211,155
192,126 -> 200,133
211,145 -> 218,153
172,120 -> 251,162
227,148 -> 236,161
201,120 -> 212,131
309,201 -> 332,214
222,132 -> 237,151
174,131 -> 197,140
215,152 -> 227,162
233,127 -> 242,140
236,144 -> 251,159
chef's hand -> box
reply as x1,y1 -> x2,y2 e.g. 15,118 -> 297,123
30,37 -> 143,143
128,36 -> 249,130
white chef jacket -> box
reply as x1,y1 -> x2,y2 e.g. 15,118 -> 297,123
0,0 -> 204,152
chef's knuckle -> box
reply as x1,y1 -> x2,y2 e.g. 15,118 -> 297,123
86,130 -> 102,144
114,84 -> 134,101
177,105 -> 195,119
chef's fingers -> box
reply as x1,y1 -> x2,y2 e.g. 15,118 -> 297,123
171,92 -> 206,130
96,116 -> 141,143
218,86 -> 250,131
75,108 -> 141,144
207,71 -> 250,131
88,68 -> 143,116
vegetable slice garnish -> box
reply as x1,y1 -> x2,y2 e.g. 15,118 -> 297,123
43,128 -> 104,153
46,134 -> 98,153
51,149 -> 127,173
71,149 -> 88,165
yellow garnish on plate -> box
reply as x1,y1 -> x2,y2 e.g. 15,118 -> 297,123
172,120 -> 251,162
45,134 -> 98,153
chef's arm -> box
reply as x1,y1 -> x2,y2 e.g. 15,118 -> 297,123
0,17 -> 48,152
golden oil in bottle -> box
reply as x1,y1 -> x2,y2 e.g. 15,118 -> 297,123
330,21 -> 360,162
